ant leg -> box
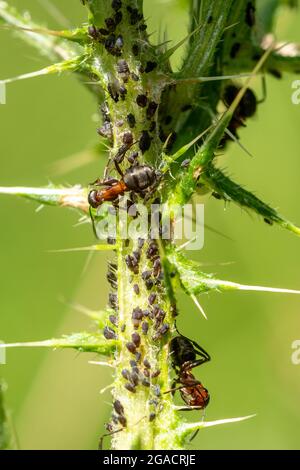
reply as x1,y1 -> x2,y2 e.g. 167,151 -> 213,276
257,74 -> 267,104
189,410 -> 206,443
98,427 -> 123,450
164,379 -> 182,396
114,159 -> 124,177
89,206 -> 99,239
189,429 -> 200,443
91,178 -> 119,187
174,321 -> 211,364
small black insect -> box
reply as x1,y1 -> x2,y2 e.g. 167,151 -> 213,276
142,270 -> 152,281
107,80 -> 120,102
121,369 -> 130,380
114,11 -> 123,25
148,293 -> 156,305
142,378 -> 150,387
126,341 -> 137,354
113,399 -> 124,416
145,279 -> 154,290
122,131 -> 133,145
109,314 -> 118,326
132,332 -> 141,347
88,25 -> 99,40
143,358 -> 151,369
118,415 -> 127,427
117,59 -> 130,75
99,28 -> 109,35
230,42 -> 241,59
132,43 -> 140,56
181,159 -> 190,169
105,17 -> 116,31
132,307 -> 143,320
131,72 -> 139,81
153,323 -> 169,341
112,0 -> 122,10
97,122 -> 112,139
124,382 -> 136,393
104,326 -> 117,340
129,371 -> 139,386
133,284 -> 140,295
151,369 -> 161,378
146,101 -> 158,120
245,2 -> 256,27
136,94 -> 148,107
108,292 -> 118,310
220,84 -> 258,147
144,61 -> 157,73
139,130 -> 151,153
127,113 -> 136,129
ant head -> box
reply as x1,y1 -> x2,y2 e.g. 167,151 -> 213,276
88,189 -> 101,208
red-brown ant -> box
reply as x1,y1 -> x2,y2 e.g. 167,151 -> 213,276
88,164 -> 158,209
166,328 -> 211,441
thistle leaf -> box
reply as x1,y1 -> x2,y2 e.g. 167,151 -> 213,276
0,332 -> 118,355
167,47 -> 273,207
167,248 -> 300,297
201,165 -> 300,236
0,185 -> 88,212
0,55 -> 88,85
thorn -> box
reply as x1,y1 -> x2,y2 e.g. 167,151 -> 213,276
191,294 -> 207,320
162,24 -> 202,61
48,244 -> 114,253
173,72 -> 257,85
89,361 -> 114,368
100,383 -> 114,395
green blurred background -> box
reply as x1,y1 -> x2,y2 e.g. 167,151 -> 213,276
0,0 -> 300,450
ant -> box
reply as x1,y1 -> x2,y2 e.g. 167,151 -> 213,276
220,83 -> 258,147
165,327 -> 211,441
88,164 -> 158,209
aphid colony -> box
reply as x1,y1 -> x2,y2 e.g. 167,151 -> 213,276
220,83 -> 258,147
87,1 -> 212,447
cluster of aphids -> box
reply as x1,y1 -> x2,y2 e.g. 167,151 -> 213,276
87,1 -> 147,56
100,237 -> 172,442
87,1 -> 162,212
219,83 -> 258,148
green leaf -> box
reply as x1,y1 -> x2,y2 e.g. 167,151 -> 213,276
0,332 -> 118,355
201,165 -> 300,236
167,248 -> 300,296
0,55 -> 89,85
0,185 -> 88,212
